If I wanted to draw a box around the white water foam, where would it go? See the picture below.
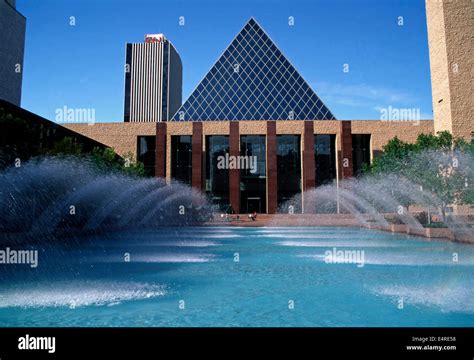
[98,240,219,248]
[299,252,474,266]
[154,240,220,247]
[260,234,374,240]
[0,281,166,308]
[279,240,400,247]
[371,283,474,314]
[199,234,242,239]
[118,253,215,263]
[256,229,361,234]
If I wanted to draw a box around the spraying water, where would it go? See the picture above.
[0,157,212,242]
[277,149,473,241]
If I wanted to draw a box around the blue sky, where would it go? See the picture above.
[18,0,433,122]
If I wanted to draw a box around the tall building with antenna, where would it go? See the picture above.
[124,34,182,122]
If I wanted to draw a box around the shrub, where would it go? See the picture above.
[423,222,448,228]
[415,211,429,225]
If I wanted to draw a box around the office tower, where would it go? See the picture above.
[0,0,26,106]
[124,34,182,122]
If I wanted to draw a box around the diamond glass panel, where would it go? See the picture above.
[172,18,335,121]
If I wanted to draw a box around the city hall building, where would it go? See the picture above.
[65,6,473,214]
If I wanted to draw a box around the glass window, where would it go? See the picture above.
[277,135,301,212]
[205,136,230,211]
[137,136,156,177]
[315,135,336,185]
[352,134,371,176]
[171,19,335,121]
[240,135,266,213]
[171,135,192,184]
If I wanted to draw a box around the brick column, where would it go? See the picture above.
[192,122,203,190]
[267,121,277,214]
[303,121,315,213]
[340,121,353,178]
[303,121,316,189]
[229,122,240,214]
[155,122,167,178]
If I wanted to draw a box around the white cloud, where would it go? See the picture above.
[312,82,417,105]
[310,81,432,119]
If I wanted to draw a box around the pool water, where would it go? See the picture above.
[1,227,474,327]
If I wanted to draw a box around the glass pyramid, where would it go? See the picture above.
[172,18,336,121]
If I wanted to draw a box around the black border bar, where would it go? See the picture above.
[0,328,472,359]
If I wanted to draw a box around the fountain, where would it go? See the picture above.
[276,149,473,242]
[0,156,212,242]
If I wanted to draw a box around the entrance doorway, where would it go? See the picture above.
[246,197,261,214]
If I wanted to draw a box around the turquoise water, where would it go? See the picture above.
[1,227,474,327]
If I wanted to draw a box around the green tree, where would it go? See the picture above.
[121,151,145,177]
[91,147,145,177]
[368,131,473,217]
[51,137,83,155]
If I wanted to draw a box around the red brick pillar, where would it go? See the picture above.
[267,121,277,214]
[303,121,316,189]
[192,122,203,190]
[303,121,315,213]
[229,122,240,214]
[340,121,353,178]
[155,122,167,178]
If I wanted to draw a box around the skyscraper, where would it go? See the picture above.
[124,34,182,122]
[0,0,26,106]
